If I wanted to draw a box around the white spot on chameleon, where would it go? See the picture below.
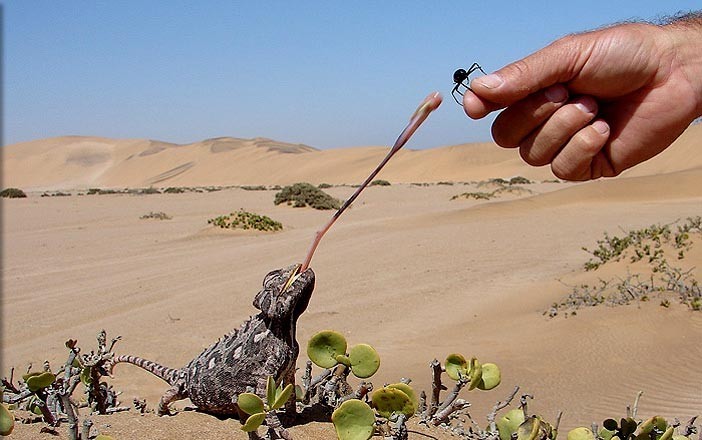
[233,346,242,359]
[253,330,270,344]
[208,358,216,369]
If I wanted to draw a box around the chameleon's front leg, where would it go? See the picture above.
[283,366,297,416]
[254,376,293,440]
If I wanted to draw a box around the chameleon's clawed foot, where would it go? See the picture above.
[265,411,294,439]
[157,408,175,417]
[267,426,293,440]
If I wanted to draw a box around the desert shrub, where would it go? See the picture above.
[163,187,185,194]
[208,209,282,231]
[437,181,455,186]
[509,176,532,185]
[582,217,701,271]
[370,179,391,186]
[140,211,172,220]
[1,188,27,198]
[41,191,71,197]
[87,188,122,195]
[451,191,493,200]
[548,217,702,317]
[317,183,333,189]
[274,183,340,210]
[241,185,267,191]
[137,187,161,195]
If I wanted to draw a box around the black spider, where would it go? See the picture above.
[451,63,486,105]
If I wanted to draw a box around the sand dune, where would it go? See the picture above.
[2,124,701,439]
[0,123,691,191]
[5,124,702,191]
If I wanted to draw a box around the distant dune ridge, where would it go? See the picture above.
[6,123,698,190]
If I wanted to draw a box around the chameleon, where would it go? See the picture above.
[108,92,441,436]
[109,264,314,421]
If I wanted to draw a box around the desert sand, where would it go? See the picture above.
[2,124,701,439]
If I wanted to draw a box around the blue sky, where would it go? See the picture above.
[5,1,701,149]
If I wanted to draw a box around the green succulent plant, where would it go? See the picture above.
[23,371,56,392]
[444,354,501,391]
[371,385,415,418]
[308,330,347,369]
[517,415,556,440]
[237,376,294,433]
[307,331,380,379]
[331,399,376,440]
[497,408,526,440]
[0,388,14,436]
[602,417,639,440]
[568,427,595,440]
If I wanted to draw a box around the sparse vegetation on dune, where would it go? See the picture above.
[451,183,534,201]
[548,217,702,317]
[0,188,27,198]
[208,209,282,231]
[274,182,341,210]
[140,211,172,220]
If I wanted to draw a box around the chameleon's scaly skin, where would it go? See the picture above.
[110,265,315,416]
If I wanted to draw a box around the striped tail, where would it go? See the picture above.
[110,355,181,386]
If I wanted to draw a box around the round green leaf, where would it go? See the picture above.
[477,362,501,390]
[599,428,616,440]
[468,358,482,390]
[307,330,347,369]
[272,383,294,410]
[497,409,525,440]
[660,427,675,440]
[568,427,595,440]
[27,372,56,392]
[241,412,266,432]
[332,399,375,440]
[348,344,380,379]
[517,416,553,440]
[371,387,413,419]
[387,383,418,416]
[445,353,468,381]
[237,393,265,415]
[266,376,276,409]
[295,384,305,402]
[0,404,14,436]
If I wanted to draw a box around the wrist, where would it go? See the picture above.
[662,12,702,118]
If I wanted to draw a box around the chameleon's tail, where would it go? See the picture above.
[109,355,181,386]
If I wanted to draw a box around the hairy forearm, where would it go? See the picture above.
[662,12,702,117]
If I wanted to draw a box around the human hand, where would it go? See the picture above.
[463,19,702,180]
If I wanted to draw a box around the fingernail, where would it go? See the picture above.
[544,85,567,103]
[593,120,609,134]
[575,97,597,114]
[474,73,503,89]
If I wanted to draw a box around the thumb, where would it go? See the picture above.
[471,37,584,105]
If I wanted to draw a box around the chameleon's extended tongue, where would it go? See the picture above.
[298,92,443,272]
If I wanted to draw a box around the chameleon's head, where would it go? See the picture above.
[253,264,316,321]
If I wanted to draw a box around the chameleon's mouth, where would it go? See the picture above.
[282,264,303,292]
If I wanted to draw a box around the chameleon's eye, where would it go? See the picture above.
[263,269,282,289]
